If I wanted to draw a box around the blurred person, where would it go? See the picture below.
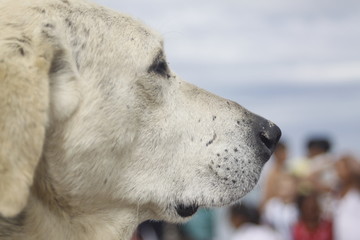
[333,155,360,240]
[230,204,283,240]
[290,137,338,219]
[260,141,289,210]
[261,174,298,240]
[290,137,335,190]
[293,192,332,240]
[306,138,338,193]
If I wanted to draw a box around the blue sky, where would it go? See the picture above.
[94,0,360,157]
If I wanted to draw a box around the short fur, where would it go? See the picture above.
[0,0,280,239]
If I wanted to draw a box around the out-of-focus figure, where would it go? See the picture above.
[290,137,335,188]
[229,204,283,240]
[290,137,338,219]
[292,192,333,240]
[260,141,289,210]
[261,174,298,240]
[333,155,360,240]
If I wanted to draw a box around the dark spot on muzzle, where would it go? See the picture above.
[175,203,199,218]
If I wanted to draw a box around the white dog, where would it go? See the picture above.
[0,0,281,239]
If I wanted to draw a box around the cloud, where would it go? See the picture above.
[95,0,360,85]
[277,61,360,83]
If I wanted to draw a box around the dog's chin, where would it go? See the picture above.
[161,161,264,221]
[169,183,256,220]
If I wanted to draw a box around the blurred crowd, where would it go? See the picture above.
[133,137,360,240]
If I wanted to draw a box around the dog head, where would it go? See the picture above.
[0,0,280,225]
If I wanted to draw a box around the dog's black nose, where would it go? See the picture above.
[259,124,281,152]
[254,116,281,153]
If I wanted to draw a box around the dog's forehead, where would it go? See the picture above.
[46,0,165,67]
[115,13,164,61]
[82,5,165,69]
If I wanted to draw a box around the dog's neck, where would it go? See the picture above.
[20,195,139,240]
[4,121,150,240]
[4,161,143,240]
[10,193,141,240]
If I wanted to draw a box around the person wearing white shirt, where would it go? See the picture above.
[334,155,360,240]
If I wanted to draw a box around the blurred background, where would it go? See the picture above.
[94,0,360,239]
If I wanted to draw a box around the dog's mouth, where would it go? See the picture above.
[175,203,199,218]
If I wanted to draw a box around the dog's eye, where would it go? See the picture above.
[148,60,170,78]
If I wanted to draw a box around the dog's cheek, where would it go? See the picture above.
[134,77,165,106]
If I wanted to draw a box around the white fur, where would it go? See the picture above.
[0,0,280,239]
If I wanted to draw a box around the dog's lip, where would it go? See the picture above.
[175,203,199,218]
[257,147,273,164]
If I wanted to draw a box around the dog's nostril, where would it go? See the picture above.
[257,121,281,152]
[260,132,273,150]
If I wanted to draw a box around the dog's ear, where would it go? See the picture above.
[47,30,81,123]
[0,22,80,217]
[0,25,52,217]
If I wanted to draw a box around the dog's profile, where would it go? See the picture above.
[0,0,281,239]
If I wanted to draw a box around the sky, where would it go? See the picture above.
[94,0,360,158]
